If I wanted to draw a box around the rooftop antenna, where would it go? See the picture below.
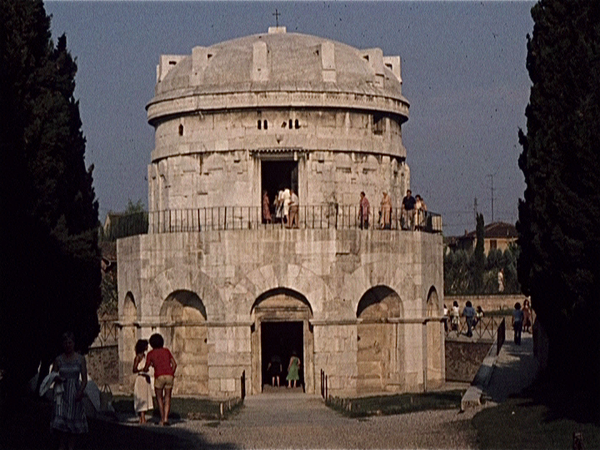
[273,9,281,27]
[487,174,496,223]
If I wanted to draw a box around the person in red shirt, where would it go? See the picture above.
[144,333,177,426]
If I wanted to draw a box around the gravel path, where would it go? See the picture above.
[117,332,536,449]
[167,391,479,449]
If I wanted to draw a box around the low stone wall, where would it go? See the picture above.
[446,295,527,312]
[445,340,492,382]
[87,345,119,386]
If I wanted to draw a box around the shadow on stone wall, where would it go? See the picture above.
[445,340,492,382]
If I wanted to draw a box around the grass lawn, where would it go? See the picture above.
[472,384,600,449]
[327,389,464,418]
[112,395,242,421]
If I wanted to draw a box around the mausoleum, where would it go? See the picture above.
[117,27,445,397]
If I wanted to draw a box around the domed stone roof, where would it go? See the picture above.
[148,28,409,122]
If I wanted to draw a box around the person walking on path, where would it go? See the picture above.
[144,333,177,426]
[286,351,301,389]
[132,339,154,424]
[462,301,476,338]
[267,354,283,387]
[50,331,88,450]
[522,299,533,333]
[512,302,524,345]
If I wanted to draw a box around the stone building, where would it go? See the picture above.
[117,27,445,398]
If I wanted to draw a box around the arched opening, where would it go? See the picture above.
[121,292,137,387]
[250,288,314,395]
[426,287,443,387]
[356,286,403,393]
[160,290,208,395]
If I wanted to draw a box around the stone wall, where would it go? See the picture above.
[118,228,444,397]
[444,340,491,382]
[446,295,527,313]
[87,345,119,386]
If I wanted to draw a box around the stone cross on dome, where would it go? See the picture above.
[272,9,281,27]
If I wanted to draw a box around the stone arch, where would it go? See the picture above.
[249,287,315,395]
[233,263,331,317]
[122,291,137,322]
[342,260,416,317]
[356,285,404,393]
[150,265,224,321]
[426,286,443,388]
[159,290,208,395]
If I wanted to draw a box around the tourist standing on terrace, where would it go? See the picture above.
[401,189,416,230]
[262,191,272,224]
[380,191,392,229]
[359,192,370,229]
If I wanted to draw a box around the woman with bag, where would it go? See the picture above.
[132,339,154,424]
[50,331,88,450]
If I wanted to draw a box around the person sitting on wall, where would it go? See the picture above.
[473,306,484,329]
[401,189,416,230]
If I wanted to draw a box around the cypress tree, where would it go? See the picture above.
[473,214,485,294]
[517,0,600,402]
[0,0,100,396]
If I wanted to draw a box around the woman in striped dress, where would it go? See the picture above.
[51,331,88,450]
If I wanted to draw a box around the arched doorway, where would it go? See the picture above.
[356,286,403,393]
[160,290,208,395]
[250,288,314,395]
[426,287,443,387]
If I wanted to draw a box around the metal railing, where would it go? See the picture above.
[91,314,118,348]
[497,318,506,355]
[146,205,442,234]
[445,315,506,340]
[320,369,329,401]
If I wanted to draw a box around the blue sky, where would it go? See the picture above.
[45,1,535,236]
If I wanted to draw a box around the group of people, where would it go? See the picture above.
[43,331,175,450]
[266,351,302,389]
[445,301,485,338]
[444,299,533,342]
[132,333,177,426]
[512,299,533,345]
[262,188,299,228]
[359,189,428,230]
[44,331,176,450]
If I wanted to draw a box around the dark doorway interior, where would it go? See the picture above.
[261,321,304,390]
[261,160,298,208]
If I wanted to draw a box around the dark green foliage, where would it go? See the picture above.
[472,214,485,293]
[517,0,600,398]
[0,0,100,396]
[445,243,520,295]
[100,199,149,242]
